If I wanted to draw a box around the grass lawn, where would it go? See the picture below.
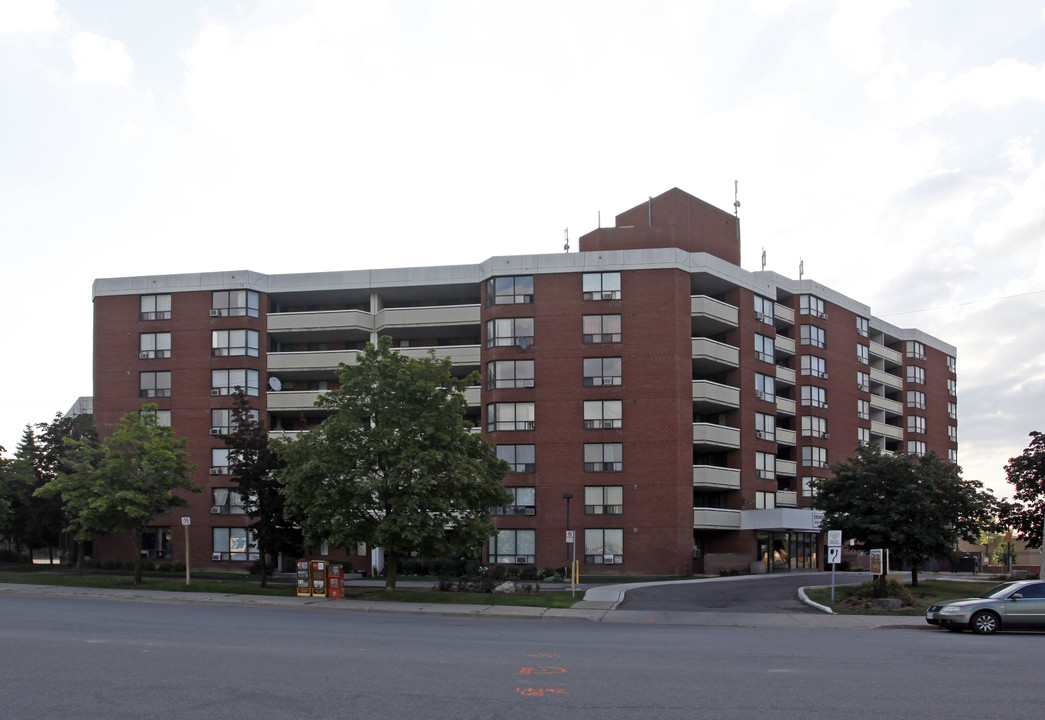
[805,578,1001,616]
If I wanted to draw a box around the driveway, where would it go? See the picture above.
[614,571,872,613]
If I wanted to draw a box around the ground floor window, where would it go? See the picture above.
[141,527,172,560]
[488,529,535,564]
[584,529,623,564]
[212,527,259,561]
[757,531,819,571]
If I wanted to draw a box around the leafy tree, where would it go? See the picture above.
[35,413,99,565]
[0,426,54,562]
[1000,431,1045,550]
[224,389,302,587]
[36,405,198,583]
[277,335,512,589]
[812,446,996,592]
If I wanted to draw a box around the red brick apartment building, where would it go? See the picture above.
[90,188,958,576]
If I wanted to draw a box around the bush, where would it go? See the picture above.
[518,565,538,581]
[0,549,24,563]
[157,563,173,572]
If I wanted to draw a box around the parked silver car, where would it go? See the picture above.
[926,580,1045,634]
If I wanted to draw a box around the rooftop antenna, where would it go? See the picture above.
[734,180,742,247]
[648,197,653,226]
[799,258,805,280]
[563,228,569,253]
[761,248,766,272]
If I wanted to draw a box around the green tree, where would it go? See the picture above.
[36,405,198,583]
[812,446,996,592]
[224,389,302,587]
[35,412,99,565]
[999,431,1045,549]
[0,426,54,562]
[277,336,511,589]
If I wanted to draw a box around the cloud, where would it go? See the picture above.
[69,31,135,86]
[0,0,62,36]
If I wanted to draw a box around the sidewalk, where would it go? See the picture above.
[0,577,930,629]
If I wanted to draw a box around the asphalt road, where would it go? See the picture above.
[616,571,872,613]
[3,592,1042,720]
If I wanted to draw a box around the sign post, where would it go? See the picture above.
[827,530,842,603]
[181,517,191,586]
[566,530,576,597]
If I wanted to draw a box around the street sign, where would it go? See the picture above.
[181,517,191,526]
[566,530,575,544]
[827,546,842,564]
[827,530,842,547]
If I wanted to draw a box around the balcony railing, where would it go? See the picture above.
[693,507,742,530]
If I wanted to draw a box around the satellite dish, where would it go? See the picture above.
[268,377,282,391]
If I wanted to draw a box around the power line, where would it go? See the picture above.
[881,288,1045,318]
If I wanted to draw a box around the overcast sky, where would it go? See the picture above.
[1,1,1043,499]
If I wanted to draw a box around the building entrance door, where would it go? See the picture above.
[757,531,790,573]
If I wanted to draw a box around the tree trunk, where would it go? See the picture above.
[132,528,144,584]
[75,540,83,575]
[259,552,268,588]
[911,564,919,588]
[875,571,888,598]
[385,554,398,590]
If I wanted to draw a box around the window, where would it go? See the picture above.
[211,448,232,475]
[140,408,171,426]
[857,344,869,364]
[583,357,622,386]
[907,390,926,409]
[801,416,828,438]
[211,488,247,515]
[490,487,536,516]
[907,416,926,434]
[801,476,818,497]
[800,324,825,349]
[755,412,775,441]
[211,408,258,435]
[755,373,775,401]
[906,366,925,385]
[583,314,622,344]
[857,371,870,392]
[947,355,956,373]
[905,341,926,360]
[856,316,869,337]
[857,399,869,420]
[948,402,957,419]
[495,444,535,473]
[802,446,828,468]
[753,296,774,323]
[947,378,957,396]
[212,329,259,357]
[755,491,776,509]
[858,427,870,446]
[585,486,623,515]
[948,448,958,463]
[801,385,827,408]
[584,443,622,472]
[800,355,827,379]
[488,529,535,563]
[486,317,534,348]
[948,425,957,442]
[584,528,623,564]
[139,332,171,359]
[486,276,533,306]
[139,371,171,398]
[755,333,775,363]
[486,360,535,389]
[907,440,926,456]
[140,294,171,320]
[212,290,260,318]
[799,295,827,318]
[582,272,621,301]
[486,402,535,431]
[212,527,258,561]
[584,400,622,429]
[211,368,259,396]
[756,451,776,479]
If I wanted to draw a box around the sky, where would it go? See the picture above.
[1,0,1043,500]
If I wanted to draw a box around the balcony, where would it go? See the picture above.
[774,304,794,325]
[375,304,481,330]
[870,341,902,364]
[268,345,480,375]
[267,309,374,335]
[774,335,795,356]
[775,365,796,386]
[692,380,740,412]
[693,423,741,450]
[775,397,796,415]
[870,367,903,389]
[776,490,798,507]
[869,394,903,416]
[692,465,741,491]
[775,428,797,446]
[267,390,323,412]
[870,420,903,440]
[691,295,738,335]
[692,338,739,374]
[693,507,742,530]
[775,459,797,476]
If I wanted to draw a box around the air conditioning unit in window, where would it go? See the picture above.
[754,311,765,322]
[522,379,535,388]
[822,373,829,380]
[755,430,764,439]
[524,507,535,516]
[209,468,223,475]
[211,553,222,561]
[515,556,528,564]
[822,432,830,439]
[209,309,221,317]
[755,390,765,399]
[210,506,222,514]
[138,352,150,360]
[209,428,222,435]
[602,420,615,429]
[210,389,221,396]
[818,311,828,320]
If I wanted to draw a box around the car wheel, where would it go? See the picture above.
[971,611,1000,635]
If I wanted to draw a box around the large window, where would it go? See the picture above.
[582,272,621,301]
[495,444,535,473]
[755,412,775,441]
[486,402,535,431]
[139,332,171,359]
[212,527,258,561]
[486,317,534,348]
[490,487,536,516]
[906,366,925,385]
[858,427,870,446]
[801,416,828,438]
[800,385,827,409]
[212,329,259,357]
[800,355,827,379]
[211,368,260,396]
[907,440,926,456]
[211,488,247,515]
[486,276,533,306]
[799,295,827,318]
[800,324,825,349]
[948,425,958,442]
[584,486,623,515]
[584,443,622,472]
[905,341,926,360]
[856,316,869,337]
[756,451,776,479]
[857,399,869,420]
[907,416,926,434]
[802,446,828,468]
[755,373,775,402]
[140,294,171,321]
[582,314,622,344]
[948,402,957,419]
[755,333,775,363]
[584,400,622,429]
[488,529,535,563]
[755,491,776,509]
[139,371,171,398]
[211,448,233,475]
[753,296,774,323]
[583,357,622,386]
[486,359,535,389]
[857,344,869,364]
[212,290,260,318]
[211,408,258,435]
[140,408,171,426]
[906,390,926,409]
[802,477,818,497]
[947,378,956,396]
[584,529,623,564]
[857,371,870,392]
[947,355,956,373]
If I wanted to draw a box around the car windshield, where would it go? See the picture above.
[979,582,1019,599]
